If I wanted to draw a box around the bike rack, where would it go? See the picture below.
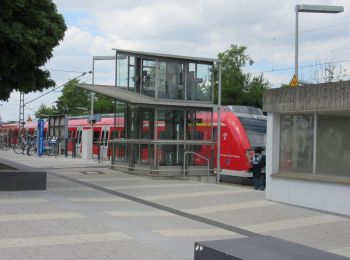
[183,151,210,182]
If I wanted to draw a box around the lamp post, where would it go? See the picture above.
[295,4,344,80]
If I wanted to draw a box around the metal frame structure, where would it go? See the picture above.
[80,49,222,178]
[18,92,25,129]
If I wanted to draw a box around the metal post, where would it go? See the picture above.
[64,138,68,157]
[153,107,158,169]
[207,161,210,183]
[295,6,299,79]
[313,113,317,174]
[91,58,95,159]
[113,51,118,167]
[127,56,130,91]
[112,101,117,167]
[155,61,159,99]
[216,62,222,183]
[183,152,186,180]
[184,63,187,101]
[211,108,214,172]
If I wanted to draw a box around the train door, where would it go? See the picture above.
[67,128,77,155]
[99,126,109,159]
[76,127,83,156]
[92,127,102,157]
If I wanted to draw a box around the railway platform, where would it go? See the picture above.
[0,150,349,259]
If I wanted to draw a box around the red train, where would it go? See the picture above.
[0,106,266,178]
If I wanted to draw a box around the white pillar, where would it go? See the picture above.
[266,113,280,200]
[81,129,93,160]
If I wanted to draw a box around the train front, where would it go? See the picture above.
[219,105,267,179]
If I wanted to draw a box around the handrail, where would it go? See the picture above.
[183,151,210,182]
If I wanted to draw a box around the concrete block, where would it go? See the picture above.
[0,170,46,191]
[194,236,348,260]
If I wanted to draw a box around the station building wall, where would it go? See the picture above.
[264,81,350,216]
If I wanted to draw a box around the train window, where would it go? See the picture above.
[224,105,263,116]
[238,116,267,148]
[120,130,125,138]
[93,131,100,144]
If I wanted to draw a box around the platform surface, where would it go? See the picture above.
[0,150,349,260]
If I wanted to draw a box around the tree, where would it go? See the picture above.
[56,79,90,115]
[241,74,270,108]
[0,0,66,100]
[309,58,347,84]
[35,104,57,118]
[216,44,270,108]
[94,95,116,114]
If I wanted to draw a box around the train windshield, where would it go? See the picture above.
[238,116,267,148]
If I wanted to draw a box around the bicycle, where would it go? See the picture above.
[26,135,38,156]
[43,136,58,156]
[13,135,30,154]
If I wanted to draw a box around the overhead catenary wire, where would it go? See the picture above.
[243,21,350,46]
[250,59,350,75]
[252,46,350,66]
[233,20,350,79]
[24,72,89,106]
[23,104,38,114]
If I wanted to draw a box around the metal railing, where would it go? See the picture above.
[183,151,210,182]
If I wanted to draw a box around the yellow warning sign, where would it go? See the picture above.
[290,74,299,87]
[27,116,32,122]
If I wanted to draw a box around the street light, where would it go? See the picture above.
[295,4,344,80]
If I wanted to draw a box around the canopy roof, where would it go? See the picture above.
[78,83,216,109]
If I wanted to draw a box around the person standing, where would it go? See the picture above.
[252,147,265,190]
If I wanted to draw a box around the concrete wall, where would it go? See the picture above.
[263,81,350,113]
[267,177,350,216]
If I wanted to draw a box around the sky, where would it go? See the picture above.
[1,0,350,122]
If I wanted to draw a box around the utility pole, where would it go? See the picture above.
[19,92,25,129]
